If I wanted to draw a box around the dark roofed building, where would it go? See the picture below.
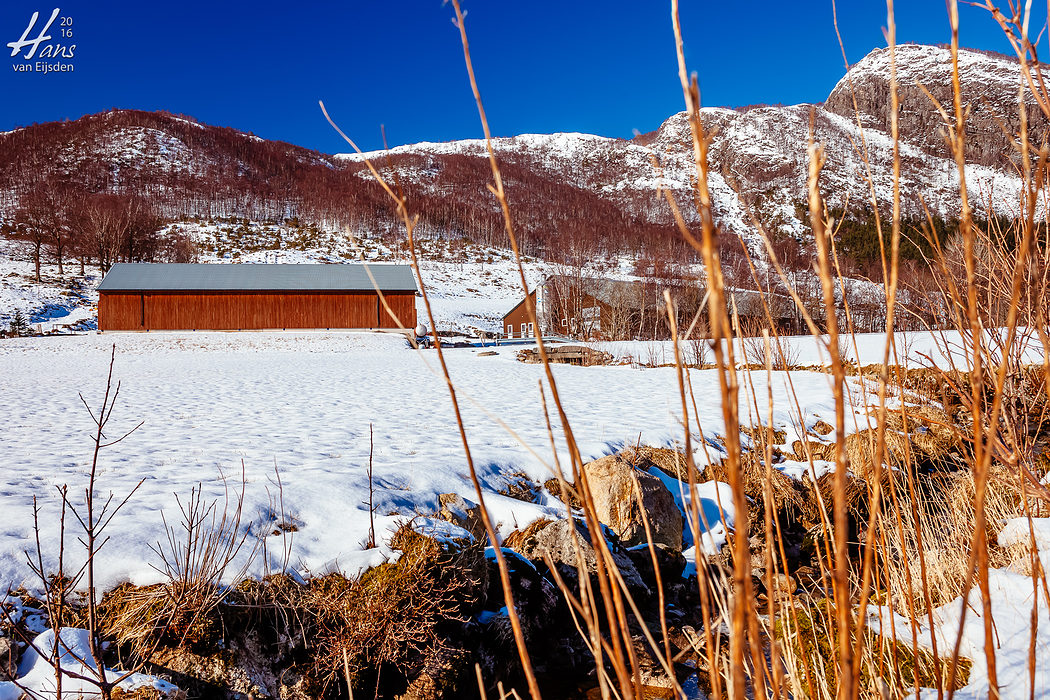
[503,274,799,340]
[97,263,417,331]
[503,275,676,340]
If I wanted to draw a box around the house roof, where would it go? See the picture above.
[97,263,418,293]
[541,275,659,309]
[501,290,535,321]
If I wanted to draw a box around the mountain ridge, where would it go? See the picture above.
[0,44,1040,267]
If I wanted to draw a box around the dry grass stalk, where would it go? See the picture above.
[302,1,1050,697]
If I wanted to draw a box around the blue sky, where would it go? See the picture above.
[0,1,1031,153]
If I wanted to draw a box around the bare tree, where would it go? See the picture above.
[12,182,73,281]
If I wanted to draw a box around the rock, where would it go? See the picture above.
[582,455,684,550]
[625,543,686,588]
[436,493,488,542]
[397,646,471,700]
[480,547,559,646]
[630,633,692,698]
[146,630,285,700]
[517,345,612,365]
[771,573,797,595]
[755,572,798,604]
[810,420,834,436]
[749,534,770,578]
[794,565,828,595]
[507,518,647,592]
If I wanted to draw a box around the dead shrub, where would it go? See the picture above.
[775,597,971,698]
[810,420,834,436]
[740,329,801,370]
[620,445,692,481]
[740,425,788,449]
[790,439,834,462]
[879,468,1021,614]
[707,451,812,529]
[496,471,540,503]
[811,470,869,525]
[98,477,255,657]
[841,428,910,480]
[306,524,486,693]
[99,581,224,652]
[503,518,554,552]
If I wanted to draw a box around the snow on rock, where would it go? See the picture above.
[1000,518,1050,551]
[0,628,181,699]
[650,466,735,557]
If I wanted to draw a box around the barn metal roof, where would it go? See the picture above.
[97,263,418,293]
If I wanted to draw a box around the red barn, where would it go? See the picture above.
[97,263,417,331]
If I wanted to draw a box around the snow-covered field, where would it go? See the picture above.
[598,327,1048,369]
[3,328,1050,696]
[0,330,853,593]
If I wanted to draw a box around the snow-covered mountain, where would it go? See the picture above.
[337,45,1040,249]
[0,44,1039,256]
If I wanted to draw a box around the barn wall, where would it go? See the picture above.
[99,292,417,331]
[98,293,144,330]
[381,292,417,329]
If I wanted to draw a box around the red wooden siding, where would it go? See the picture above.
[99,293,145,330]
[99,291,417,331]
[502,291,536,338]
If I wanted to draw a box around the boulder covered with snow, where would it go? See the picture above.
[582,454,684,550]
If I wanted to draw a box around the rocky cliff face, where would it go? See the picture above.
[336,45,1039,253]
[824,45,1046,167]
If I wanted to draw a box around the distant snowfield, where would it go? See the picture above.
[601,327,1047,370]
[0,241,100,333]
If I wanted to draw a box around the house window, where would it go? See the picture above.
[528,322,534,337]
[521,323,527,337]
[506,324,513,338]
